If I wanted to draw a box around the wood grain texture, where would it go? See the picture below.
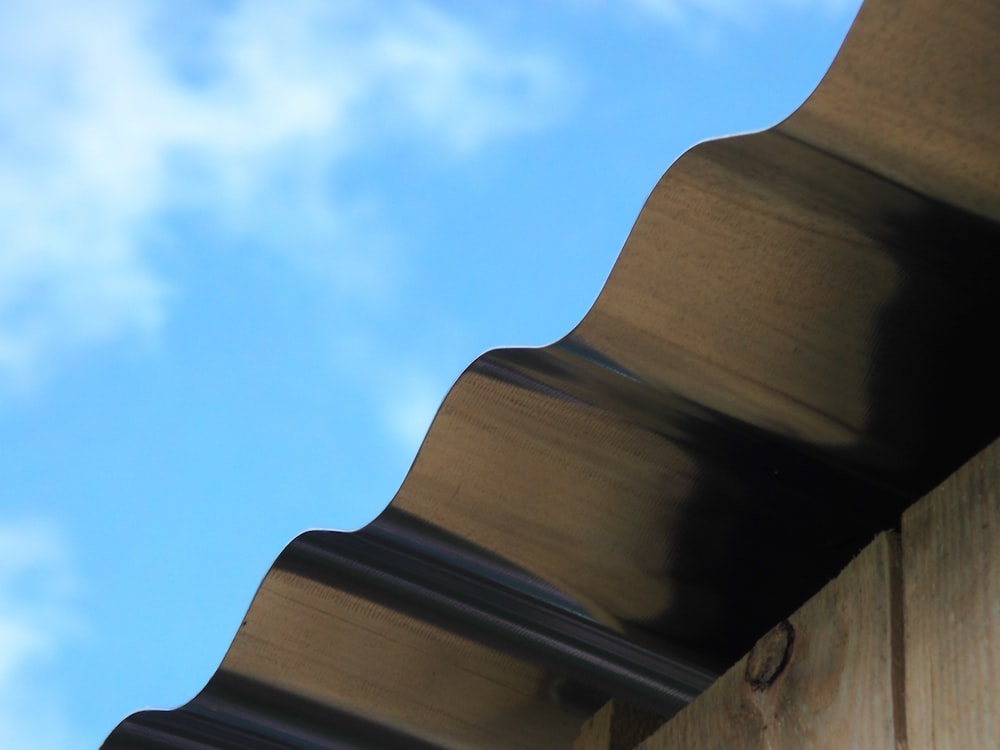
[781,0,1000,223]
[574,701,614,750]
[634,532,904,750]
[903,436,1000,748]
[574,700,669,750]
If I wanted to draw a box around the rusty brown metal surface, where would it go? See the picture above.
[103,1,1000,747]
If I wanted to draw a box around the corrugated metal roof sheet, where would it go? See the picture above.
[103,0,1000,747]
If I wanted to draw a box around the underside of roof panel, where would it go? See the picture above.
[104,1,1000,747]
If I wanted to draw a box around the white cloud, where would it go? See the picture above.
[597,0,856,29]
[381,366,449,456]
[0,517,84,750]
[0,0,572,391]
[334,325,449,455]
[0,519,77,680]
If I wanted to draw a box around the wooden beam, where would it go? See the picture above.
[573,700,669,750]
[903,437,1000,747]
[583,532,905,750]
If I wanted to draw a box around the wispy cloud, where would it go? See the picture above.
[380,365,450,456]
[0,517,83,750]
[586,0,855,30]
[330,328,453,459]
[0,0,572,391]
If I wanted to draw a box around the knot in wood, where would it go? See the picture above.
[744,619,795,691]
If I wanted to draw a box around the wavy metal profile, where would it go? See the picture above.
[104,1,1000,747]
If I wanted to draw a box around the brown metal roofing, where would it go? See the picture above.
[104,1,1000,747]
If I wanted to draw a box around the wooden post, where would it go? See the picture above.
[576,532,904,749]
[575,437,1000,750]
[574,701,615,750]
[573,700,668,750]
[902,438,1000,748]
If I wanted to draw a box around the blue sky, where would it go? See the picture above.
[0,1,860,747]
